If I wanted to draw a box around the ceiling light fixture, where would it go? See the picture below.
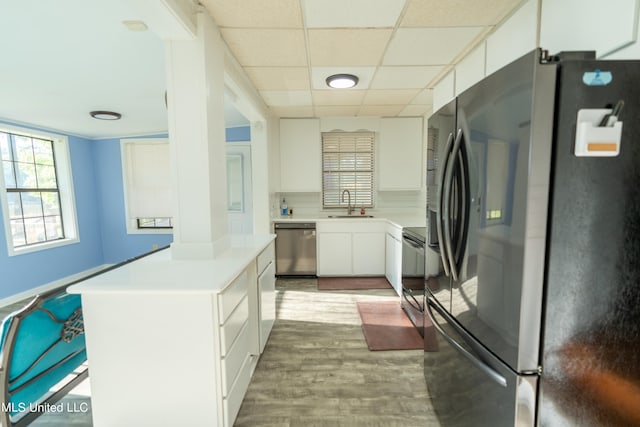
[326,74,359,89]
[90,111,122,120]
[122,20,148,32]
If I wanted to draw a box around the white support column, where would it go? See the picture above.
[165,11,229,259]
[250,121,271,234]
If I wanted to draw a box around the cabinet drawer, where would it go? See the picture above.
[257,242,275,275]
[220,296,249,356]
[223,352,253,427]
[219,270,248,323]
[221,321,250,396]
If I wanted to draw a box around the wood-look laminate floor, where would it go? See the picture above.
[234,277,440,427]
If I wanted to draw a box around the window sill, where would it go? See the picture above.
[8,237,80,257]
[125,227,174,235]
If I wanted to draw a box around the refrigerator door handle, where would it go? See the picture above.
[452,129,469,276]
[436,132,454,277]
[402,288,423,312]
[443,129,463,281]
[426,297,508,388]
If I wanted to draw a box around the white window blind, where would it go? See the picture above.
[322,132,374,208]
[122,140,172,220]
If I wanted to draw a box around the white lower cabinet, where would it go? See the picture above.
[253,242,276,354]
[69,237,277,427]
[317,221,385,276]
[353,233,385,275]
[317,232,352,275]
[385,231,402,295]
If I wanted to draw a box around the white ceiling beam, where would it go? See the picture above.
[130,0,197,40]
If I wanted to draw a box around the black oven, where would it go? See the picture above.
[401,227,426,336]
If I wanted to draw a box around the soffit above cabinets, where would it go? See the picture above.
[200,0,527,119]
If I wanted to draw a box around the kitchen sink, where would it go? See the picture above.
[327,215,375,218]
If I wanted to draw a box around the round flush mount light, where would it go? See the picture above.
[326,74,359,89]
[90,111,122,120]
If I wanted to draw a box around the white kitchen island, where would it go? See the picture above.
[68,234,276,427]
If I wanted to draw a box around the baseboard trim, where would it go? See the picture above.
[0,264,112,308]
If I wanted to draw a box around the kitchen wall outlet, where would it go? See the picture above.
[152,244,158,251]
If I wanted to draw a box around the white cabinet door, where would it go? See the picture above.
[317,232,352,275]
[353,232,385,275]
[485,0,537,76]
[379,118,423,190]
[279,119,321,192]
[385,233,395,286]
[385,233,402,295]
[258,261,275,353]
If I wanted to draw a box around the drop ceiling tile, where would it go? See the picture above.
[302,0,406,28]
[411,88,433,105]
[310,66,376,90]
[401,0,521,27]
[383,27,484,65]
[370,66,444,89]
[358,105,404,116]
[201,0,303,28]
[399,104,432,117]
[270,106,315,117]
[221,28,307,66]
[312,90,366,106]
[314,106,361,117]
[244,67,310,90]
[363,89,421,105]
[308,29,392,66]
[260,90,312,106]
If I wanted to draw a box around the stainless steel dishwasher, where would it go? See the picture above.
[274,222,317,276]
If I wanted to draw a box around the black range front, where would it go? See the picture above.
[401,227,427,336]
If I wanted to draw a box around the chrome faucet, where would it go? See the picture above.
[341,189,354,215]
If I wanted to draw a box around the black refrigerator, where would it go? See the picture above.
[424,48,640,426]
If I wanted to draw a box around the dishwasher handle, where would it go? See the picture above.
[274,222,316,230]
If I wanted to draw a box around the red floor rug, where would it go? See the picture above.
[356,301,423,351]
[317,277,393,290]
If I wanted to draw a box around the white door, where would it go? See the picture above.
[226,144,253,234]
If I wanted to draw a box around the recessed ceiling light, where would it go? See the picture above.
[326,74,359,89]
[122,20,148,32]
[90,111,122,120]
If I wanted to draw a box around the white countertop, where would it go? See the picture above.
[271,213,425,228]
[68,234,275,295]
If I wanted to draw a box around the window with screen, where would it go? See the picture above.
[0,126,78,255]
[322,132,374,208]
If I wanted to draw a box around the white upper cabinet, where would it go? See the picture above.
[485,0,537,76]
[279,118,321,192]
[540,0,639,58]
[379,117,424,191]
[455,43,486,96]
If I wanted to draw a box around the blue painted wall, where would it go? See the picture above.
[226,126,250,142]
[0,128,104,299]
[92,136,173,264]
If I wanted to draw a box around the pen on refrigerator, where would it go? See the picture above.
[599,100,624,127]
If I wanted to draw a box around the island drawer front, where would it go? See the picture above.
[221,321,250,396]
[219,270,248,323]
[223,352,253,427]
[220,295,249,355]
[257,242,275,275]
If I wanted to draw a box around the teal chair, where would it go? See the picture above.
[0,288,88,427]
